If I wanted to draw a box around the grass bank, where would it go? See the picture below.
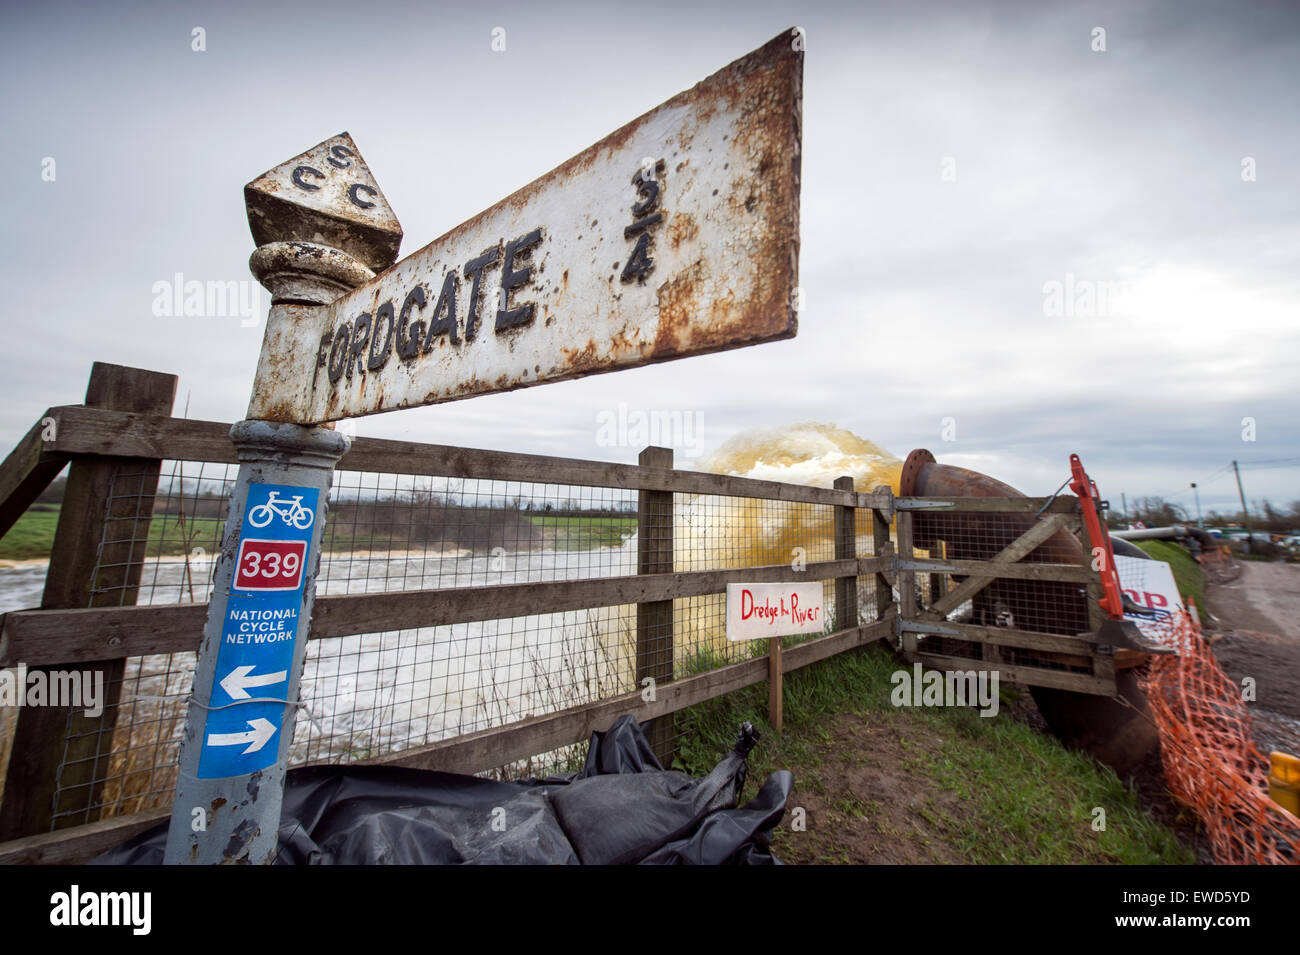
[1134,540,1209,615]
[0,506,62,560]
[673,643,1193,864]
[0,507,228,561]
[526,514,637,550]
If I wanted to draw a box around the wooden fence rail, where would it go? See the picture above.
[38,404,893,507]
[0,617,894,865]
[0,364,903,856]
[0,362,1122,862]
[0,364,176,842]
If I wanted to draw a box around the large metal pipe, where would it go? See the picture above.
[901,451,1072,560]
[1112,527,1211,556]
[1112,524,1216,555]
[899,449,1159,775]
[899,449,1089,635]
[1109,536,1152,560]
[1111,525,1188,541]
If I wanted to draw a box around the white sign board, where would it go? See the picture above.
[726,582,825,641]
[1116,554,1185,650]
[248,33,802,424]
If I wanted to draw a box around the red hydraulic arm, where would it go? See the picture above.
[1068,453,1125,620]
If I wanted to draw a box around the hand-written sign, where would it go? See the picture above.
[248,32,802,424]
[726,582,824,642]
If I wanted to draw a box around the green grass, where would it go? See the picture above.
[1134,540,1209,615]
[913,705,1188,864]
[0,508,229,561]
[672,643,1193,865]
[526,514,637,550]
[0,509,63,559]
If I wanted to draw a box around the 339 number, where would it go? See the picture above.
[241,549,300,580]
[234,540,308,591]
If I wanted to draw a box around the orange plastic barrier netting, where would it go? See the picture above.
[1140,612,1300,865]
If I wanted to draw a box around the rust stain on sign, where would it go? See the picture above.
[248,30,803,424]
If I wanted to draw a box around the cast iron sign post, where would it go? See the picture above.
[163,133,401,864]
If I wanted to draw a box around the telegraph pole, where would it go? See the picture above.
[1232,460,1252,553]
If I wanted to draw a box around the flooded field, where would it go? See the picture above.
[0,422,904,819]
[0,539,646,817]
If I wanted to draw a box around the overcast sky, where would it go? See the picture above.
[3,0,1297,516]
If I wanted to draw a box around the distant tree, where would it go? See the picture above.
[1132,496,1188,527]
[35,475,68,504]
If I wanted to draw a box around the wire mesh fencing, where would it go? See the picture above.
[897,500,1101,678]
[28,457,892,829]
[52,460,235,826]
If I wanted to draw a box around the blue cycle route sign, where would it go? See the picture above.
[197,482,319,779]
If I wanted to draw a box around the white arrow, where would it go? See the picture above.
[206,718,278,755]
[220,664,288,700]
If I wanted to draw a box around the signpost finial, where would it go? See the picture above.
[243,132,403,273]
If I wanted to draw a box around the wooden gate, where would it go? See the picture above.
[890,493,1131,696]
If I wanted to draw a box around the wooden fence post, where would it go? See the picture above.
[897,508,918,660]
[772,474,855,733]
[767,637,783,731]
[636,446,674,766]
[0,363,176,839]
[872,486,895,625]
[833,476,857,631]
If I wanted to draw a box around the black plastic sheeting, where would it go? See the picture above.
[91,716,793,865]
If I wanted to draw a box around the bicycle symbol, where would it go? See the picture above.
[247,491,314,530]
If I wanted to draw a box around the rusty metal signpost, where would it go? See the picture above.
[165,31,802,864]
[161,133,402,865]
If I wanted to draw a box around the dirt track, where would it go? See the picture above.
[1207,561,1300,755]
[1211,562,1300,641]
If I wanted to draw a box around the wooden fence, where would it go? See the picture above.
[0,362,1126,863]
